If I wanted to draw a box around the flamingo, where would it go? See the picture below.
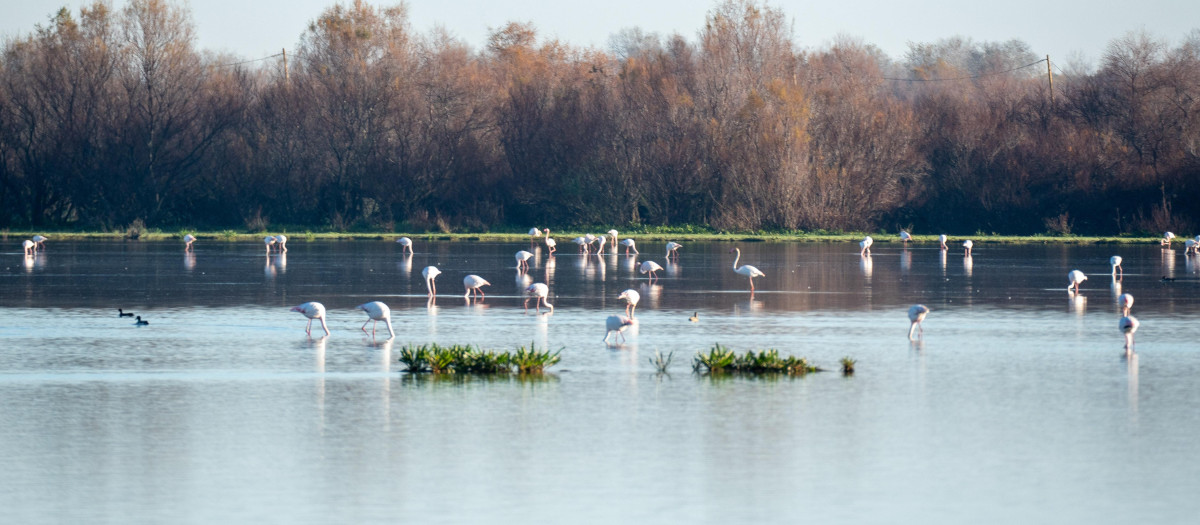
[184,234,196,252]
[515,250,534,270]
[1187,239,1197,255]
[23,240,35,256]
[134,315,149,326]
[356,301,395,338]
[730,248,765,291]
[1162,231,1176,246]
[463,274,490,300]
[939,234,948,250]
[1119,293,1134,317]
[523,283,553,313]
[607,230,619,251]
[264,236,276,254]
[1120,315,1140,354]
[118,308,134,317]
[291,302,329,336]
[422,266,441,296]
[1110,255,1123,277]
[963,239,973,256]
[396,237,413,254]
[859,236,873,256]
[594,235,607,255]
[1068,270,1087,293]
[900,231,912,245]
[618,289,641,318]
[275,235,288,252]
[639,260,663,282]
[32,235,47,251]
[908,304,930,340]
[604,315,635,344]
[665,242,682,260]
[543,229,556,254]
[529,227,542,246]
[573,237,590,254]
[621,238,638,255]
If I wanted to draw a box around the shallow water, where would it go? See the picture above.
[3,239,1200,524]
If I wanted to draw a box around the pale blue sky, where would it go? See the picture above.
[4,0,1197,65]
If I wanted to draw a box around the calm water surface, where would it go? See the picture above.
[3,239,1200,524]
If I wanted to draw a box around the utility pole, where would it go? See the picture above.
[1046,55,1053,105]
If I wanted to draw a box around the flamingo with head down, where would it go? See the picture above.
[524,283,554,313]
[291,302,330,336]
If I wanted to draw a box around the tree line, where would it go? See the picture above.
[1,0,1198,235]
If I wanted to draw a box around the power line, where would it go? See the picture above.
[214,52,284,68]
[883,58,1048,82]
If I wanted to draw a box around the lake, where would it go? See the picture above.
[2,238,1199,524]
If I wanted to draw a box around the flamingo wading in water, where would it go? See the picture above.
[543,229,556,255]
[908,304,930,340]
[1120,315,1140,354]
[639,260,663,282]
[422,266,441,296]
[963,239,973,256]
[730,248,765,291]
[397,237,413,254]
[604,315,635,344]
[859,236,873,256]
[665,242,682,260]
[621,238,638,255]
[939,234,948,250]
[356,301,395,338]
[463,275,490,300]
[523,283,553,313]
[1068,270,1087,293]
[291,302,330,337]
[515,250,534,271]
[1119,293,1134,317]
[1109,255,1123,277]
[618,289,640,318]
[184,234,196,252]
[264,236,276,254]
[900,231,912,245]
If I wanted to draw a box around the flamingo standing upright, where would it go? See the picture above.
[1068,270,1087,293]
[184,234,197,252]
[900,231,912,245]
[397,237,413,254]
[859,236,873,256]
[523,283,553,313]
[275,235,288,252]
[939,234,948,250]
[729,248,765,291]
[621,238,638,255]
[963,239,973,256]
[604,315,635,344]
[264,236,276,254]
[1110,255,1124,277]
[1120,315,1140,354]
[1119,293,1134,317]
[356,301,395,338]
[463,275,490,300]
[639,260,663,282]
[908,304,930,340]
[618,289,641,318]
[543,229,556,255]
[665,242,682,260]
[291,302,330,336]
[515,250,534,271]
[422,266,441,296]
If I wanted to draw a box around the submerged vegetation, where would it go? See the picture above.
[398,343,560,375]
[2,1,1198,235]
[692,344,829,375]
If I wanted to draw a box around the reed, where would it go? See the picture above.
[649,349,674,373]
[693,344,824,375]
[840,357,856,375]
[398,343,558,375]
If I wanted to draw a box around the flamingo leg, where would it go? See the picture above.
[319,317,330,336]
[361,320,370,332]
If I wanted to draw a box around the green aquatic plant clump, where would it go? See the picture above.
[693,344,827,375]
[398,343,558,375]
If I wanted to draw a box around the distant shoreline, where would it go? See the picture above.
[1,230,1166,245]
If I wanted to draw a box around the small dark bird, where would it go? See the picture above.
[689,312,699,322]
[118,308,134,317]
[1161,276,1176,282]
[135,316,149,326]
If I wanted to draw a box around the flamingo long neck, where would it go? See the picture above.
[732,249,741,270]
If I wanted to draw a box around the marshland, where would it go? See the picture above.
[3,238,1200,522]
